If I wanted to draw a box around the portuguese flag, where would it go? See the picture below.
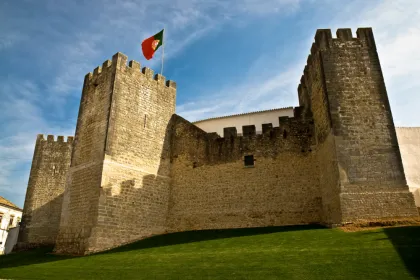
[141,29,164,60]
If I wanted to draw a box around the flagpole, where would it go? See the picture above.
[161,27,165,76]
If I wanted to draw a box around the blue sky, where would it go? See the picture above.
[1,0,419,207]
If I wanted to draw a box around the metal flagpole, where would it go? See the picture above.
[161,27,165,76]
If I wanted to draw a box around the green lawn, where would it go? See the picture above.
[1,225,419,279]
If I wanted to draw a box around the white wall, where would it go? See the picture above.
[4,226,20,254]
[0,205,22,254]
[396,127,420,207]
[193,107,294,137]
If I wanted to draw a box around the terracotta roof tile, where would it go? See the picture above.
[193,107,294,123]
[0,196,22,211]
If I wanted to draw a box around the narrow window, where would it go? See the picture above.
[144,114,147,128]
[0,213,3,224]
[9,215,14,227]
[244,155,254,167]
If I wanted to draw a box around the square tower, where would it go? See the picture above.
[299,28,418,225]
[54,53,176,255]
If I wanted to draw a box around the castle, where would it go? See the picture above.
[18,28,419,255]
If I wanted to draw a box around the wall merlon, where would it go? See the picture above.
[57,136,64,142]
[37,134,45,142]
[303,65,309,81]
[93,66,102,75]
[128,60,141,71]
[154,73,165,84]
[262,123,273,134]
[242,125,256,137]
[166,80,177,89]
[141,67,154,78]
[310,42,319,56]
[84,72,93,84]
[47,135,55,142]
[314,29,333,49]
[279,116,290,124]
[223,127,237,138]
[307,54,313,68]
[102,60,112,69]
[67,136,74,144]
[356,27,376,49]
[336,28,353,41]
[112,52,128,70]
[293,106,304,119]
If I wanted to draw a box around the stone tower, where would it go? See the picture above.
[18,134,73,248]
[298,28,418,225]
[54,53,177,255]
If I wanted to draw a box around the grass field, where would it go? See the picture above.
[1,225,419,279]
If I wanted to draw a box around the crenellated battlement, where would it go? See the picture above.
[298,28,376,112]
[37,134,74,144]
[83,52,176,89]
[214,115,313,141]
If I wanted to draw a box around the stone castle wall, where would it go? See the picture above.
[54,53,177,255]
[167,115,321,232]
[54,56,117,255]
[88,54,176,253]
[302,28,417,222]
[297,38,342,226]
[18,27,419,255]
[18,134,73,247]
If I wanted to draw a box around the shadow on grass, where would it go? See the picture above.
[0,246,75,269]
[383,226,420,279]
[0,224,324,269]
[100,224,325,255]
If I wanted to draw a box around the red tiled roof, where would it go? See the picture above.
[0,196,22,211]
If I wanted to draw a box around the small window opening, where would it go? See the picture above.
[244,155,254,167]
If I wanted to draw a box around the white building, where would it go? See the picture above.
[193,107,294,137]
[0,196,23,254]
[193,109,420,207]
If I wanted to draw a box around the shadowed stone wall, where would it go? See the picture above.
[18,134,73,248]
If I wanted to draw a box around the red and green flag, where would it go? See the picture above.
[141,29,164,60]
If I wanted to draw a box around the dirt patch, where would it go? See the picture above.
[339,217,420,232]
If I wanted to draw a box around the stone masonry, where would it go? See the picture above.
[17,135,73,248]
[19,27,418,255]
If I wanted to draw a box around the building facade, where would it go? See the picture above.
[0,196,22,254]
[18,27,419,256]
